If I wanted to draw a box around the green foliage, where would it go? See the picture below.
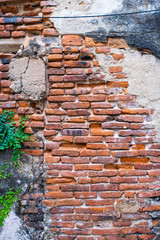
[0,188,21,226]
[0,110,31,226]
[0,111,30,167]
[0,162,12,180]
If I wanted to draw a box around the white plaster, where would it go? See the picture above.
[122,50,160,137]
[0,209,30,240]
[51,0,123,34]
[53,0,122,15]
[91,48,160,137]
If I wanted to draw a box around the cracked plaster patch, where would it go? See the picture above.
[9,57,46,101]
[9,36,47,101]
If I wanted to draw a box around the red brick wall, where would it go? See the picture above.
[0,1,160,239]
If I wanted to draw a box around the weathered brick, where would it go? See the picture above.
[12,31,25,38]
[23,149,43,156]
[62,102,90,109]
[47,96,75,102]
[43,130,57,136]
[75,164,102,171]
[80,149,110,156]
[61,184,89,192]
[92,228,121,235]
[23,17,41,24]
[48,68,65,75]
[109,66,123,73]
[64,74,87,82]
[62,123,89,129]
[90,123,114,136]
[64,61,91,68]
[43,28,59,37]
[93,109,121,115]
[117,115,144,122]
[121,157,149,163]
[121,108,149,115]
[51,82,74,88]
[108,38,129,48]
[88,115,114,122]
[61,157,89,164]
[91,102,113,108]
[119,170,147,176]
[75,207,103,214]
[111,54,124,60]
[48,54,63,61]
[0,94,9,101]
[52,149,80,157]
[86,143,107,149]
[122,227,150,234]
[119,130,146,136]
[16,24,43,31]
[108,95,135,101]
[85,37,106,47]
[75,192,97,199]
[62,129,89,136]
[108,143,130,150]
[0,31,10,38]
[96,47,110,53]
[107,81,128,88]
[65,88,91,95]
[62,35,83,46]
[0,101,16,108]
[66,68,92,75]
[79,95,106,102]
[64,54,79,60]
[112,151,138,157]
[102,122,129,129]
[101,192,122,198]
[75,136,102,143]
[57,199,83,206]
[42,200,55,207]
[91,156,117,164]
[45,191,73,199]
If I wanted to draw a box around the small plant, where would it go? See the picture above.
[0,110,31,226]
[0,162,12,180]
[0,188,21,225]
[0,111,30,167]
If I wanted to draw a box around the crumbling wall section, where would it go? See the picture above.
[0,0,160,240]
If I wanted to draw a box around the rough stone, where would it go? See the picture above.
[115,200,140,213]
[0,149,43,240]
[0,150,41,197]
[17,37,46,57]
[153,234,160,240]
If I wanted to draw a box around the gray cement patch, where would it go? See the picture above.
[50,0,160,58]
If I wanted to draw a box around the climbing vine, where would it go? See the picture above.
[0,111,31,226]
